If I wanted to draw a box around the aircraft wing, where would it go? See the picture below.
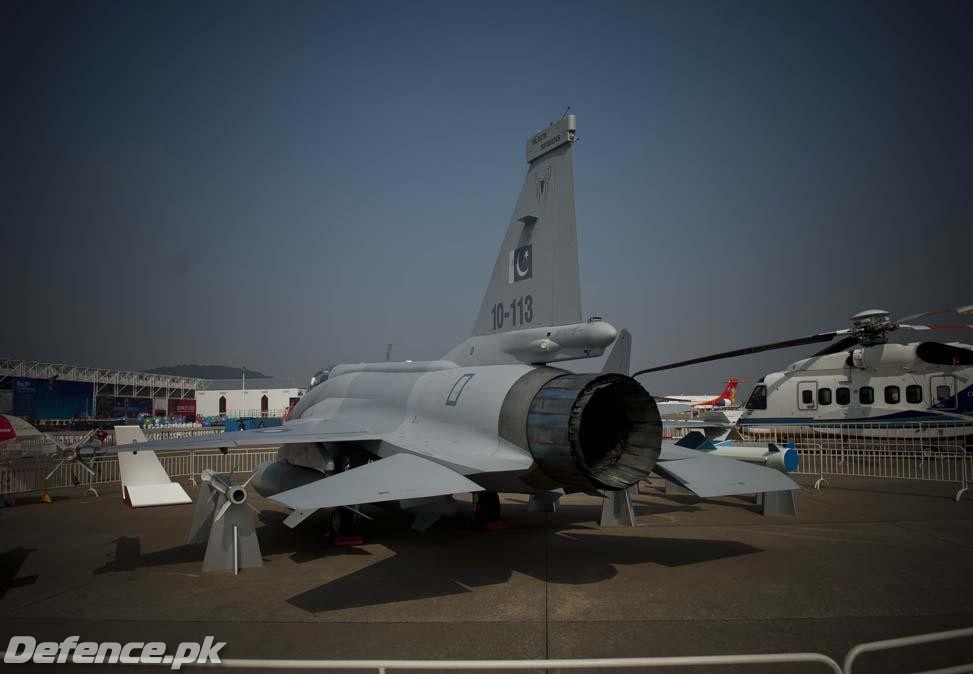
[270,452,484,510]
[107,418,379,453]
[655,441,798,497]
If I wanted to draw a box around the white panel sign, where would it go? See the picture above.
[525,115,576,163]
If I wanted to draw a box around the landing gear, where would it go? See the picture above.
[330,507,364,546]
[473,491,507,529]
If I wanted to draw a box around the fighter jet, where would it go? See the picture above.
[116,115,797,571]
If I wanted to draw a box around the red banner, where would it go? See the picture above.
[167,399,197,417]
[0,415,15,441]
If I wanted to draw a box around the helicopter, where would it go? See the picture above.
[634,305,973,439]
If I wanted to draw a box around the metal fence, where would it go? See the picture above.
[227,408,288,419]
[0,426,225,460]
[662,421,973,500]
[737,420,973,451]
[0,447,279,496]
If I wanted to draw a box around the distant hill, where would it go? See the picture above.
[145,365,271,379]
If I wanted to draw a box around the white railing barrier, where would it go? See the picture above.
[843,625,973,674]
[0,427,224,456]
[4,628,973,672]
[791,447,971,502]
[0,448,279,496]
[662,420,973,501]
[206,653,843,672]
[226,409,288,419]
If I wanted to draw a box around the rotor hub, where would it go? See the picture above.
[851,309,893,344]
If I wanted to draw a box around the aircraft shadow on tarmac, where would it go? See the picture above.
[94,502,761,613]
[93,510,363,575]
[0,546,39,600]
[286,529,760,613]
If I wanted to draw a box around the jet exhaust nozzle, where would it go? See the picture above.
[501,370,662,493]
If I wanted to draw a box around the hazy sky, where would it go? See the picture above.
[3,0,971,397]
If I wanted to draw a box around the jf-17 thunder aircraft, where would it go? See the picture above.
[111,115,797,572]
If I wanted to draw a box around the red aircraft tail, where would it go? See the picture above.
[719,378,741,403]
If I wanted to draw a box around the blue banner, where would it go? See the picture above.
[96,396,152,418]
[12,377,94,420]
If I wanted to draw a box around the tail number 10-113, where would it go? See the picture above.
[491,295,533,330]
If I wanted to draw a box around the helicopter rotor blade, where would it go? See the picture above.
[897,323,973,332]
[632,330,848,376]
[810,334,862,357]
[894,304,973,325]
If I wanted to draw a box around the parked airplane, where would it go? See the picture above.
[0,414,103,470]
[107,115,797,571]
[636,307,973,438]
[0,414,43,445]
[657,378,742,410]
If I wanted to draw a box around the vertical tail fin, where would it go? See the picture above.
[471,115,581,337]
[602,329,632,375]
[721,378,741,403]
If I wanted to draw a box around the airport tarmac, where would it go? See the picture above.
[1,476,972,672]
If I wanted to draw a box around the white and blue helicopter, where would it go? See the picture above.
[636,307,973,439]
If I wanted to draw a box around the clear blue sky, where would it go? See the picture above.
[3,0,971,396]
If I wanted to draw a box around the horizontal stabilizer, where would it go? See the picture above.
[270,453,484,511]
[674,431,711,450]
[655,442,798,498]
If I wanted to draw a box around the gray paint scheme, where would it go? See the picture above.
[600,487,638,527]
[188,471,262,573]
[113,116,796,553]
[470,115,580,339]
[602,328,632,375]
[270,453,483,511]
[655,440,797,498]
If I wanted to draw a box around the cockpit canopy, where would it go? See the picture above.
[309,366,335,389]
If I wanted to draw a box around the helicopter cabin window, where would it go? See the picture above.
[884,385,900,404]
[836,387,850,405]
[906,385,923,404]
[859,386,874,405]
[801,389,813,405]
[745,384,767,410]
[936,385,952,403]
[818,388,832,405]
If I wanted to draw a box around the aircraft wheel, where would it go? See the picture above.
[331,507,361,537]
[475,491,501,523]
